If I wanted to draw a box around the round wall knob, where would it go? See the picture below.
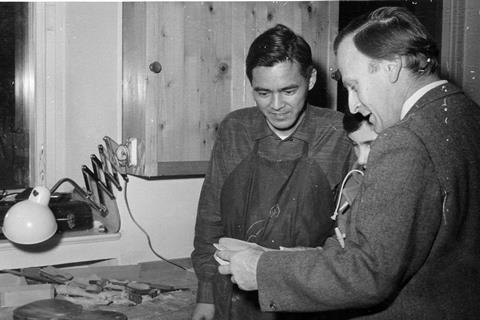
[149,61,162,73]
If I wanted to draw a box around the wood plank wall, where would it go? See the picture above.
[123,2,339,177]
[442,0,480,106]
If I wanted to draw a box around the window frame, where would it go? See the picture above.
[20,3,67,189]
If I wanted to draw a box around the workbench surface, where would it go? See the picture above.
[0,259,197,320]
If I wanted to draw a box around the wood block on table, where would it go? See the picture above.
[0,284,54,307]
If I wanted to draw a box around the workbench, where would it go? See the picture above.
[0,259,197,320]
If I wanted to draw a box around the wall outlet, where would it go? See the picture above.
[128,138,138,167]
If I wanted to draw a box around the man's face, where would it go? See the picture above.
[336,35,401,133]
[251,61,316,136]
[348,121,378,170]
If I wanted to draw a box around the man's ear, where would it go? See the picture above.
[308,68,317,90]
[384,56,402,83]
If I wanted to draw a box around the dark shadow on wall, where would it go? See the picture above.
[308,61,332,109]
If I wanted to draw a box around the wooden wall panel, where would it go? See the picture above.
[123,3,148,174]
[441,0,480,106]
[147,2,185,163]
[123,2,339,177]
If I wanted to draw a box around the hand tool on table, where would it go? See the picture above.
[2,266,73,285]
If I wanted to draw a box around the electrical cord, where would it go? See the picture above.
[331,169,365,221]
[330,169,365,249]
[122,177,187,271]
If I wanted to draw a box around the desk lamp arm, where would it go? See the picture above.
[50,178,107,214]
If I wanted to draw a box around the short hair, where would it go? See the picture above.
[246,24,313,82]
[333,7,439,76]
[343,111,371,134]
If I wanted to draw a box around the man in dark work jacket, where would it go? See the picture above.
[218,7,480,319]
[191,24,353,320]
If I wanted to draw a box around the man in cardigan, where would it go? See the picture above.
[218,6,480,318]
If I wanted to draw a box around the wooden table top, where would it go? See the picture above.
[0,259,197,320]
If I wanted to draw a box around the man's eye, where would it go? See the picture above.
[257,91,269,97]
[283,89,296,95]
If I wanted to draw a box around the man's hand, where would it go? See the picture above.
[217,248,263,291]
[191,303,214,320]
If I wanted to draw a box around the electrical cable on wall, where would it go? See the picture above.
[122,177,187,271]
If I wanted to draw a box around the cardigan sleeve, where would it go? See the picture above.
[256,127,443,312]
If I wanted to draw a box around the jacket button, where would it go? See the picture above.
[269,302,277,310]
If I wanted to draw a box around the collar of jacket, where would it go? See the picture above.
[404,82,462,119]
[251,104,314,143]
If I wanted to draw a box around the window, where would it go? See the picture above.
[0,3,29,190]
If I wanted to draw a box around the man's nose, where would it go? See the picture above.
[348,92,361,114]
[271,93,283,110]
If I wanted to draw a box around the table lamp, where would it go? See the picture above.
[1,186,57,245]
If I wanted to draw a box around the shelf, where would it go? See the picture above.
[0,231,122,270]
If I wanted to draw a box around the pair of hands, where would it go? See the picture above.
[192,238,315,320]
[214,238,314,290]
[215,237,266,291]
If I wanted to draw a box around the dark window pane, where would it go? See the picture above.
[0,3,28,190]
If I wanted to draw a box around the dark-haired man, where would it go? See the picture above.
[218,7,480,318]
[334,112,377,243]
[191,24,353,320]
[343,112,377,171]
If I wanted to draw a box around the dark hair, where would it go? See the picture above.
[246,24,313,82]
[343,111,371,134]
[334,7,439,76]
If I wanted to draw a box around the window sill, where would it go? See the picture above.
[0,231,122,269]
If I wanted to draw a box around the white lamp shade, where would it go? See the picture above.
[2,186,58,244]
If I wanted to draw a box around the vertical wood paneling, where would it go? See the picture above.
[231,3,248,110]
[185,2,218,161]
[441,0,480,106]
[300,2,339,110]
[122,3,147,175]
[123,2,339,177]
[441,0,465,90]
[462,0,480,105]
[183,2,202,162]
[202,2,233,160]
[148,2,185,163]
